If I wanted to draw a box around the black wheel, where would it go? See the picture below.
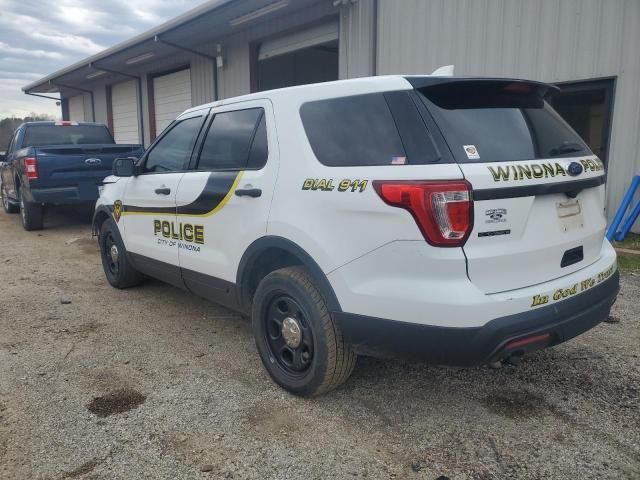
[252,266,357,397]
[19,188,43,230]
[1,182,18,214]
[98,217,144,289]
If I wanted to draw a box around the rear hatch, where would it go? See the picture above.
[415,79,607,293]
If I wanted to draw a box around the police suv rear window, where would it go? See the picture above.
[417,81,591,163]
[300,93,407,167]
[23,125,113,147]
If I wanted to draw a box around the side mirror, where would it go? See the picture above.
[112,157,137,177]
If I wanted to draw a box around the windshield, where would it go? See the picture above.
[23,125,114,147]
[417,81,591,163]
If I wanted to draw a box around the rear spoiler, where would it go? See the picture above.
[405,77,561,98]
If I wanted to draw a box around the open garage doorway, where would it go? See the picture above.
[550,78,615,166]
[254,21,339,92]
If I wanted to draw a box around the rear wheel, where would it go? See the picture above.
[252,266,357,397]
[1,182,19,214]
[98,218,144,288]
[19,188,43,230]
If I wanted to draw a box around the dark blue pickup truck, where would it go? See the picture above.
[0,121,143,230]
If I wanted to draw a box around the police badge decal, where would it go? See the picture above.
[113,200,123,223]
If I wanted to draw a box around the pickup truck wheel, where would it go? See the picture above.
[1,183,19,214]
[252,266,357,397]
[98,218,144,289]
[19,189,44,230]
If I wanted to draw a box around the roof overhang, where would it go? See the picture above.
[23,0,323,95]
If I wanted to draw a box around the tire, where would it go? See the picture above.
[98,217,144,289]
[19,188,44,230]
[252,266,357,397]
[1,182,19,214]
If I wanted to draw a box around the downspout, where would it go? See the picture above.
[372,0,378,76]
[89,64,145,146]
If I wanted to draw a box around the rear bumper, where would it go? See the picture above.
[333,270,619,365]
[26,183,99,204]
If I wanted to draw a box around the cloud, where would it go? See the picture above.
[0,0,203,118]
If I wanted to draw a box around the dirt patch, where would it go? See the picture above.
[61,457,101,478]
[481,390,551,419]
[87,388,146,417]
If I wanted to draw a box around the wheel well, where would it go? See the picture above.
[92,210,110,236]
[241,247,302,310]
[237,237,342,315]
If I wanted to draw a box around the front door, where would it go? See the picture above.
[175,100,278,308]
[119,111,207,287]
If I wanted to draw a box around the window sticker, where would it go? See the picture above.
[391,156,407,165]
[463,145,480,160]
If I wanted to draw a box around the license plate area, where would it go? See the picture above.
[557,199,584,232]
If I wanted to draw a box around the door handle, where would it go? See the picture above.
[155,187,171,195]
[235,188,262,198]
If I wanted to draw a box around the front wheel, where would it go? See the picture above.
[98,218,144,289]
[19,188,43,230]
[252,266,357,397]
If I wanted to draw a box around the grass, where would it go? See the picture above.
[617,253,640,273]
[613,232,640,251]
[612,232,640,273]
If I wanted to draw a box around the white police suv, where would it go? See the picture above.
[94,75,619,396]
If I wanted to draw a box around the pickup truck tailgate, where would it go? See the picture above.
[34,144,140,188]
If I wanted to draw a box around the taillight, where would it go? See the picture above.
[24,157,38,181]
[373,180,473,247]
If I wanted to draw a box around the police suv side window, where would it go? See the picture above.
[300,93,409,167]
[144,117,203,173]
[197,108,266,170]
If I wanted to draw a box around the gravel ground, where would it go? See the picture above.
[0,207,639,480]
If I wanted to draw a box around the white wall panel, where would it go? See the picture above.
[153,69,192,134]
[111,80,140,144]
[67,95,85,122]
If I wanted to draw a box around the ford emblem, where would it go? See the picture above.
[567,162,583,176]
[85,158,102,166]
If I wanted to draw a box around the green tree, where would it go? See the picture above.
[0,114,55,151]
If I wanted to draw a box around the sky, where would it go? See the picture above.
[0,0,204,118]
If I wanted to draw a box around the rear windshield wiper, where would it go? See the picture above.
[548,141,584,157]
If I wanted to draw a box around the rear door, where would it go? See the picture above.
[176,100,278,308]
[416,80,607,293]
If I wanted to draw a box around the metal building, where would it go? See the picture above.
[23,0,640,227]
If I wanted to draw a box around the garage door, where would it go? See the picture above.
[153,69,192,135]
[259,21,339,61]
[257,21,339,91]
[68,95,85,121]
[111,80,140,144]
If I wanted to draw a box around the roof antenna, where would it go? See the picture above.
[431,65,455,76]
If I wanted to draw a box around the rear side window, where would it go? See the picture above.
[144,117,203,173]
[300,93,407,167]
[417,81,591,163]
[23,125,114,147]
[197,108,266,170]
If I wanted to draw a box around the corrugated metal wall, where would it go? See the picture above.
[376,0,640,226]
[339,0,376,79]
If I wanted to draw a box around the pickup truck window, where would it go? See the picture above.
[144,117,203,173]
[23,125,114,147]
